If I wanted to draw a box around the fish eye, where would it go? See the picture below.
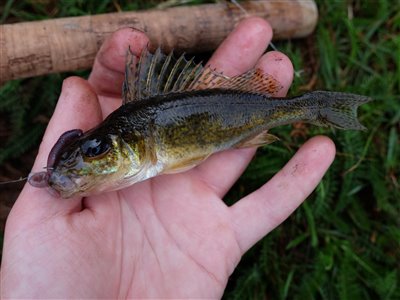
[81,138,111,158]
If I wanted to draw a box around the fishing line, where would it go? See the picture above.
[230,0,307,81]
[230,0,249,16]
[229,0,280,53]
[0,167,50,185]
[0,176,28,185]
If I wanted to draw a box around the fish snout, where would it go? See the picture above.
[48,171,77,196]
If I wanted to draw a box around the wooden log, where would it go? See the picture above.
[0,0,318,83]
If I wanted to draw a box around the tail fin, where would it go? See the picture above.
[303,91,371,130]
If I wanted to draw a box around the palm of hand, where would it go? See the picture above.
[4,176,237,298]
[1,19,335,299]
[89,174,240,298]
[65,92,242,298]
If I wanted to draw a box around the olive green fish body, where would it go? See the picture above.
[34,48,370,198]
[103,88,368,178]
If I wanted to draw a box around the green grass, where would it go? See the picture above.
[1,0,399,299]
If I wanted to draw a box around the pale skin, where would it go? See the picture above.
[0,18,335,298]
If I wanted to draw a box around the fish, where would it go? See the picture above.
[28,47,371,198]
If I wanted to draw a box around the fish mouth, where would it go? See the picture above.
[28,170,76,198]
[48,172,78,198]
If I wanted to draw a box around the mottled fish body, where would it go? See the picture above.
[28,48,371,198]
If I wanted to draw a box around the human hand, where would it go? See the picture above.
[1,18,335,298]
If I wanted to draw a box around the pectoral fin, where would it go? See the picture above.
[162,154,210,174]
[236,131,279,148]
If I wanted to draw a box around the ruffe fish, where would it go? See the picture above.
[28,48,371,198]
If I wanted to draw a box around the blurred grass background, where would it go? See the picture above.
[0,0,399,299]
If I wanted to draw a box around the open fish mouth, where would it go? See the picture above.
[27,129,84,195]
[27,169,77,198]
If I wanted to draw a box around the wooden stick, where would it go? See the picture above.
[0,1,318,82]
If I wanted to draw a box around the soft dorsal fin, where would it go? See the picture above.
[188,67,283,96]
[122,48,283,104]
[221,68,282,96]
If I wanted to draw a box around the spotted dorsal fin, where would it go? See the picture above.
[188,67,283,96]
[122,48,283,104]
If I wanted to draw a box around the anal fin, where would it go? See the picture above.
[236,131,279,149]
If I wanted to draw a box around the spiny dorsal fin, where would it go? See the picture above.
[122,47,204,104]
[122,48,283,104]
[122,47,137,104]
[188,67,230,90]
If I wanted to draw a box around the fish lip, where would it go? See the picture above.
[27,170,63,199]
[46,186,61,198]
[28,171,50,188]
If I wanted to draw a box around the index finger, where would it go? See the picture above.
[207,17,272,76]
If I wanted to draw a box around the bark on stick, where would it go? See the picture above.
[0,0,318,82]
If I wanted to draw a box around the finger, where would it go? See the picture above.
[192,50,294,198]
[230,136,336,253]
[12,77,103,220]
[206,17,272,76]
[257,51,294,97]
[88,28,149,99]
